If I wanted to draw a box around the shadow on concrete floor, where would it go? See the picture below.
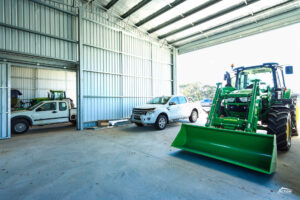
[119,123,181,133]
[170,150,274,184]
[11,123,76,137]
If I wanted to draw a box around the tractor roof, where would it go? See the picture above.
[234,63,281,72]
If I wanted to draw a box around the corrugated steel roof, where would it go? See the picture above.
[93,0,300,54]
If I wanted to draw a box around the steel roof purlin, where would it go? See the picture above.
[176,1,300,54]
[104,0,119,10]
[171,0,297,47]
[147,0,221,34]
[121,0,152,19]
[135,0,186,27]
[158,0,260,40]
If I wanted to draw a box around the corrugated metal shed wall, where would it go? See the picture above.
[11,66,76,106]
[0,0,77,62]
[0,63,10,139]
[0,0,175,129]
[81,8,173,123]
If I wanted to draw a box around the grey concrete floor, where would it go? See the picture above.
[0,118,300,200]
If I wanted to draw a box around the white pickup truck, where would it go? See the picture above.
[11,100,77,134]
[131,95,202,130]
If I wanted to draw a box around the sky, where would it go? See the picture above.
[178,23,300,93]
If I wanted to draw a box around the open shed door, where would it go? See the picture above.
[0,63,11,139]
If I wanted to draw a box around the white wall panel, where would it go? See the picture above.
[81,6,174,124]
[11,66,77,106]
[0,0,77,61]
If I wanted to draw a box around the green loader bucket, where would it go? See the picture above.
[171,124,277,174]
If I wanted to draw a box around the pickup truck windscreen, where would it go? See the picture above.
[148,97,171,104]
[28,102,44,111]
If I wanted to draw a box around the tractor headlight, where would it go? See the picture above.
[239,97,249,103]
[225,98,235,103]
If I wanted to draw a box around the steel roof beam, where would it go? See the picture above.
[147,0,221,34]
[121,0,152,19]
[170,0,292,45]
[159,0,259,39]
[135,0,186,27]
[177,8,300,54]
[104,0,119,10]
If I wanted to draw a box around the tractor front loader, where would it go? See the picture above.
[172,63,299,174]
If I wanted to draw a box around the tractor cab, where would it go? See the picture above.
[226,63,293,99]
[48,90,66,100]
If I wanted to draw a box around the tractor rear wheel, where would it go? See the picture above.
[267,108,292,151]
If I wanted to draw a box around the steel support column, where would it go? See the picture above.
[119,31,124,118]
[0,62,11,139]
[77,7,84,130]
[171,48,178,95]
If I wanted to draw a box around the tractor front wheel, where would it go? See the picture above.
[267,108,292,151]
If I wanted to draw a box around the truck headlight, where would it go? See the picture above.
[225,98,235,103]
[239,97,249,103]
[147,111,155,115]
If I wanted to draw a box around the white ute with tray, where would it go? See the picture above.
[131,95,202,130]
[11,99,77,134]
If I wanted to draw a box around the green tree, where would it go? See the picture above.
[179,82,216,101]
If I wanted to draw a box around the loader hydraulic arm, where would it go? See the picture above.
[206,83,222,127]
[245,79,260,132]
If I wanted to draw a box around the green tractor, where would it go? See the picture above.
[30,90,67,106]
[172,63,299,174]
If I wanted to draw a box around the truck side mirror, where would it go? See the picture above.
[285,66,293,74]
[169,102,176,106]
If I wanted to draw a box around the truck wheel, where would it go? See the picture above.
[291,98,299,136]
[267,108,292,151]
[135,123,144,127]
[189,110,198,123]
[155,114,167,130]
[12,119,29,134]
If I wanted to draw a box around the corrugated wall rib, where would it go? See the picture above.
[11,66,77,106]
[81,9,173,123]
[0,0,77,62]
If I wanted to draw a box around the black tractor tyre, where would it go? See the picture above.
[155,114,168,130]
[12,119,29,134]
[267,108,292,151]
[189,110,198,123]
[291,98,299,136]
[135,123,144,127]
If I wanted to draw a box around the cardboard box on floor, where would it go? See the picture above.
[97,120,110,127]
